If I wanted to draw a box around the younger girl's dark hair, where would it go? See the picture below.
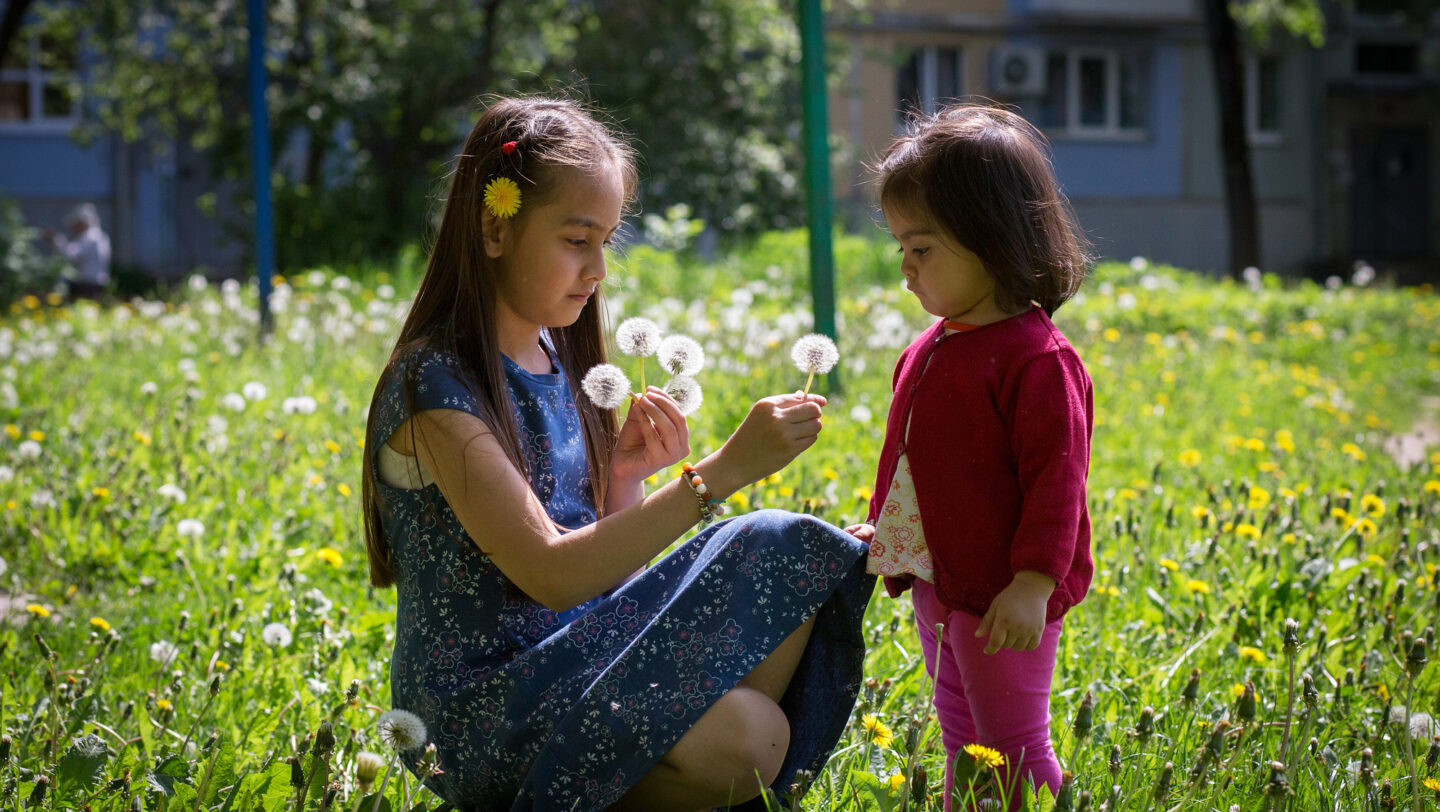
[360,95,638,588]
[877,103,1091,316]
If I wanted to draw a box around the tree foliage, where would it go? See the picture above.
[29,0,837,269]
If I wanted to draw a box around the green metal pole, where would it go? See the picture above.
[798,0,839,391]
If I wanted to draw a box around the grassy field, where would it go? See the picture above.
[2,230,1439,811]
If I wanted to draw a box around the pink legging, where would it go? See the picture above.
[912,579,1064,811]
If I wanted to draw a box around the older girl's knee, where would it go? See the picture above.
[671,686,790,802]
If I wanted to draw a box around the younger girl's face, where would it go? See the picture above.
[488,165,624,333]
[884,204,1004,324]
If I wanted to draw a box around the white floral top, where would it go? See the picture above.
[866,451,933,580]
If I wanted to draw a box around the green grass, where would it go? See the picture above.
[1,231,1439,811]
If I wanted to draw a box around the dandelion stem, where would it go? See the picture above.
[803,371,815,396]
[1406,674,1421,812]
[1278,645,1296,774]
[369,758,395,812]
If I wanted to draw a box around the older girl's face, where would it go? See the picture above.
[487,165,624,335]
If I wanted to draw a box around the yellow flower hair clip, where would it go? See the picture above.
[484,176,522,219]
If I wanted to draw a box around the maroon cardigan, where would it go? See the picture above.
[866,306,1094,622]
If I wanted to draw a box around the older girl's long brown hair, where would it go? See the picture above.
[878,103,1091,316]
[361,96,638,588]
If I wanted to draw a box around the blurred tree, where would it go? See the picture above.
[1208,0,1438,279]
[572,0,843,236]
[34,0,584,267]
[0,0,37,69]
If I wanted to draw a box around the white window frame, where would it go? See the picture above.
[1043,48,1149,141]
[0,32,81,134]
[1245,53,1284,146]
[897,45,963,121]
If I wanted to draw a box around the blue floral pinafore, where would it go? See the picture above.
[368,345,874,811]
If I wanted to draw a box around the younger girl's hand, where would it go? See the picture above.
[843,523,875,543]
[609,387,690,487]
[975,571,1056,655]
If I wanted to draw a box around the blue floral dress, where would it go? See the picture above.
[368,346,875,812]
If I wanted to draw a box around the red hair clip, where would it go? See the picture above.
[501,141,517,155]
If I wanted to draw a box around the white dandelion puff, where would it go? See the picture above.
[657,334,705,377]
[157,483,187,504]
[663,375,703,416]
[790,333,839,394]
[615,318,661,357]
[376,709,429,752]
[581,364,632,410]
[222,393,247,412]
[261,622,293,648]
[176,519,205,538]
[17,440,41,460]
[242,381,268,401]
[282,396,318,415]
[149,640,179,666]
[140,381,158,396]
[0,465,12,482]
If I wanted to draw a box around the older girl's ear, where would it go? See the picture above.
[481,209,508,259]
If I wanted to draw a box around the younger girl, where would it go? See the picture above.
[360,96,873,811]
[849,104,1094,808]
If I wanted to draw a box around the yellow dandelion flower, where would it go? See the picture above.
[1231,683,1248,698]
[1279,487,1297,500]
[1238,646,1266,663]
[89,617,110,632]
[273,428,286,441]
[1102,327,1120,342]
[25,603,50,618]
[1331,507,1353,523]
[92,487,110,499]
[1376,683,1391,702]
[1366,554,1385,566]
[886,774,906,792]
[3,424,18,439]
[1117,488,1139,501]
[1247,487,1270,510]
[1243,438,1266,452]
[483,177,522,218]
[1186,579,1211,595]
[822,468,839,481]
[155,698,172,711]
[214,660,231,672]
[1424,777,1440,792]
[1191,505,1211,520]
[1222,521,1235,533]
[778,486,794,498]
[853,486,873,502]
[1426,480,1440,496]
[325,439,342,454]
[1274,430,1295,453]
[133,430,152,445]
[316,547,344,567]
[963,743,1005,769]
[28,430,44,442]
[1341,443,1366,461]
[1355,518,1377,539]
[1100,585,1121,596]
[1360,494,1385,517]
[337,483,352,497]
[1281,532,1297,544]
[1236,523,1260,540]
[861,714,895,748]
[1160,558,1180,572]
[731,490,750,510]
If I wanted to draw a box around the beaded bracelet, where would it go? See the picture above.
[681,463,728,526]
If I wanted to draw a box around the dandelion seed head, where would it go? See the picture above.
[149,640,179,665]
[657,334,705,376]
[615,318,661,357]
[176,519,205,538]
[261,622,293,648]
[581,364,632,410]
[222,393,247,412]
[355,751,386,786]
[242,381,268,401]
[158,484,187,504]
[662,375,703,416]
[377,709,428,752]
[140,381,158,396]
[17,440,40,460]
[283,396,318,415]
[791,334,839,375]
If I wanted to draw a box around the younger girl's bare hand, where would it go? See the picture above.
[843,523,875,543]
[974,571,1056,654]
[610,387,690,486]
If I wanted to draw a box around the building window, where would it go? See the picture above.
[1033,49,1149,138]
[897,46,962,120]
[1245,54,1282,143]
[0,31,79,129]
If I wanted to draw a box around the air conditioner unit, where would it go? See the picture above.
[991,46,1047,96]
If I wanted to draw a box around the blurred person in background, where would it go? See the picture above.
[45,203,111,300]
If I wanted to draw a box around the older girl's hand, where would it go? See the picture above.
[717,392,827,486]
[609,387,690,488]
